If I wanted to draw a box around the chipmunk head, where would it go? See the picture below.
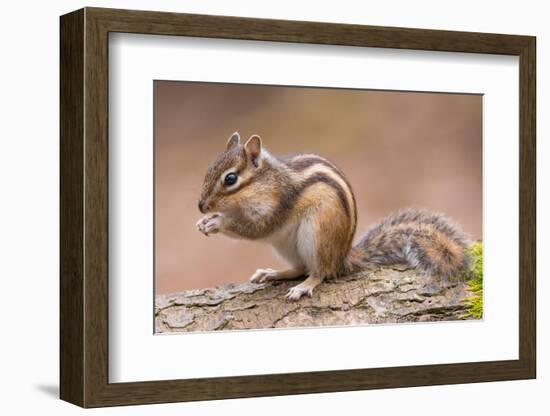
[198,132,265,214]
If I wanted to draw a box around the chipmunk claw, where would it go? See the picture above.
[285,284,313,301]
[196,213,222,236]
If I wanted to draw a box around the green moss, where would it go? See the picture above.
[462,241,483,319]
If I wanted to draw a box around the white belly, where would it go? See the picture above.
[265,217,316,271]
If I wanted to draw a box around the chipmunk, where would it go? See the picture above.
[196,132,472,301]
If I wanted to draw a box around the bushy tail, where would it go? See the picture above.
[344,208,472,280]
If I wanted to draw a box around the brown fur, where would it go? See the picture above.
[293,183,351,276]
[287,154,357,250]
[354,209,471,279]
[198,134,472,300]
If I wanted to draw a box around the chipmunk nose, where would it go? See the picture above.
[198,200,210,213]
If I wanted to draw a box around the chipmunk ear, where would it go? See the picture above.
[244,135,262,167]
[226,132,240,150]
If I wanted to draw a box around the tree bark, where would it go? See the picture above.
[155,266,476,333]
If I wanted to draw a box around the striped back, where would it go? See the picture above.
[286,154,357,249]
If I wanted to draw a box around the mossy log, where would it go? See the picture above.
[155,266,477,333]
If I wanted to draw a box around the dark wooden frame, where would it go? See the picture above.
[60,7,536,408]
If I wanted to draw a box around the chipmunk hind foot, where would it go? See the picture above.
[285,275,324,301]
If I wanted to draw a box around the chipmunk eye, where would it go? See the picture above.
[224,172,238,186]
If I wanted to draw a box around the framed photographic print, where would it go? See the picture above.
[60,7,536,408]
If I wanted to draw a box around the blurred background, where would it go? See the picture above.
[154,81,482,294]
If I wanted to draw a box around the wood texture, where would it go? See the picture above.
[60,7,536,408]
[155,268,477,333]
[59,9,84,406]
[519,38,537,375]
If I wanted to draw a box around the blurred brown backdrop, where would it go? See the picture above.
[154,81,482,294]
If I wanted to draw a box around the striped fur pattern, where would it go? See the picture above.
[198,133,356,279]
[197,132,471,300]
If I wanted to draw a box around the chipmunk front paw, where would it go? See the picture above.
[285,283,313,301]
[196,213,223,236]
